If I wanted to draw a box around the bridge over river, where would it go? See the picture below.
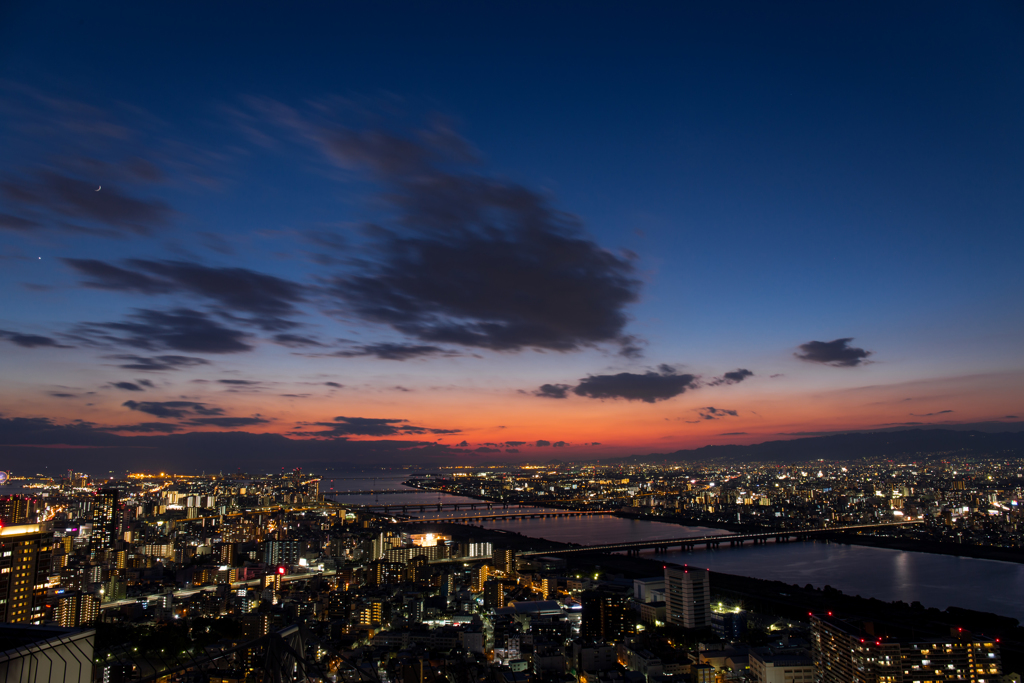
[515,521,922,557]
[355,501,538,514]
[405,510,614,523]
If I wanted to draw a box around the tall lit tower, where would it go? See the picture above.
[664,565,710,628]
[0,523,55,624]
[90,488,119,556]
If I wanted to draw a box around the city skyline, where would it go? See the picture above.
[2,3,1023,470]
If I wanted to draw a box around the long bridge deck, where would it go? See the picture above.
[324,489,424,496]
[358,501,537,513]
[516,521,922,556]
[405,510,614,523]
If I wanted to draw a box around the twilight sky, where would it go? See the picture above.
[1,2,1022,471]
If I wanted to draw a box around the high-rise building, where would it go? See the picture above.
[484,578,517,610]
[0,496,32,525]
[0,522,55,624]
[264,539,300,566]
[358,600,384,626]
[55,591,100,627]
[581,589,635,642]
[664,565,710,629]
[493,547,516,575]
[90,489,119,556]
[711,605,747,639]
[811,613,1002,683]
[471,564,492,592]
[367,560,403,588]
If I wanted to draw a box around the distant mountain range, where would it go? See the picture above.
[616,425,1024,464]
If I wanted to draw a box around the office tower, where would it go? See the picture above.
[581,589,634,642]
[91,489,119,556]
[220,542,237,566]
[811,614,1001,683]
[711,605,747,639]
[0,523,55,624]
[664,565,710,628]
[55,591,99,627]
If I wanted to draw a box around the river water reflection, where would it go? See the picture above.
[327,475,1024,622]
[482,514,1024,622]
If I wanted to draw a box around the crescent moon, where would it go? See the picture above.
[95,186,102,192]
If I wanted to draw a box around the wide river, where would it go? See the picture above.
[330,473,1024,621]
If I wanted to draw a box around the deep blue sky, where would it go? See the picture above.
[1,2,1022,470]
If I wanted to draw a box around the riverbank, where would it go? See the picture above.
[427,517,1024,671]
[405,480,1024,564]
[617,510,1024,564]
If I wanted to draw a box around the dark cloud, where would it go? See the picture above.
[536,440,551,447]
[552,441,567,447]
[456,440,469,447]
[504,441,526,447]
[0,416,478,470]
[297,416,460,438]
[534,383,571,399]
[0,213,42,231]
[505,448,520,453]
[1007,415,1020,419]
[123,400,224,419]
[62,259,169,294]
[105,354,210,371]
[573,367,697,403]
[590,442,601,446]
[2,171,172,235]
[474,446,500,453]
[185,416,270,428]
[48,392,78,399]
[795,338,872,367]
[77,308,253,353]
[272,333,325,348]
[277,116,642,355]
[110,382,145,392]
[317,343,460,361]
[130,260,305,316]
[99,422,182,433]
[324,382,343,388]
[137,379,154,388]
[0,329,72,349]
[708,369,754,386]
[910,410,954,417]
[218,379,261,386]
[698,406,739,420]
[63,259,306,325]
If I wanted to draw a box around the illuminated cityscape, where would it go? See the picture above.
[1,2,1022,682]
[0,447,1021,681]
